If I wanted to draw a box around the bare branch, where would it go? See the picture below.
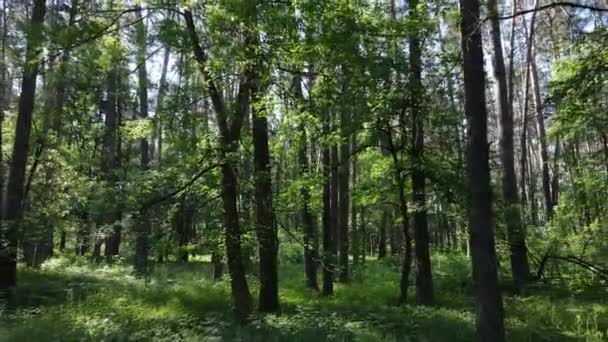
[490,1,608,21]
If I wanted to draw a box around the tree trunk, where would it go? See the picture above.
[155,47,170,165]
[185,9,252,320]
[351,134,359,266]
[212,250,224,280]
[530,51,552,221]
[330,143,339,285]
[409,0,434,306]
[134,5,151,277]
[382,126,413,304]
[321,139,334,295]
[297,86,318,289]
[378,208,389,259]
[488,0,530,289]
[174,201,195,263]
[102,63,121,258]
[1,0,46,293]
[251,81,279,312]
[338,126,350,283]
[459,0,506,339]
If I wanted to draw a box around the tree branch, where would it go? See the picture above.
[490,1,608,21]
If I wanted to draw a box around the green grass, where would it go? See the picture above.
[0,254,606,341]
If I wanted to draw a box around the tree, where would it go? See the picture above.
[488,0,530,289]
[251,42,279,313]
[459,0,506,339]
[409,0,434,306]
[134,3,151,276]
[1,0,46,293]
[322,116,334,296]
[338,102,350,283]
[295,76,319,290]
[185,7,252,320]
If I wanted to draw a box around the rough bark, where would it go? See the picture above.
[378,208,389,259]
[488,0,530,289]
[174,201,195,262]
[155,47,170,165]
[409,0,434,306]
[459,0,506,339]
[185,9,252,320]
[530,50,553,221]
[1,0,46,292]
[102,63,121,257]
[0,0,8,227]
[519,0,539,226]
[330,144,339,281]
[322,139,334,295]
[296,78,318,290]
[338,124,350,283]
[251,80,279,312]
[134,5,151,276]
[382,126,413,304]
[351,134,359,266]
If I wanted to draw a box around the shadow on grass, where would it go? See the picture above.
[0,259,596,342]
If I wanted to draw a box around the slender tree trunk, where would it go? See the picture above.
[519,0,538,226]
[489,0,530,289]
[351,134,359,266]
[552,139,560,206]
[185,9,252,320]
[322,133,334,295]
[220,150,252,319]
[251,81,279,312]
[134,5,151,277]
[0,0,46,294]
[338,126,350,283]
[361,206,367,263]
[530,50,553,221]
[297,92,318,289]
[409,0,433,306]
[397,168,413,304]
[212,250,224,280]
[459,0,506,339]
[528,142,539,226]
[102,64,121,257]
[382,127,413,304]
[0,0,8,228]
[155,47,170,165]
[378,208,389,259]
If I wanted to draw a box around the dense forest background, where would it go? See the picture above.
[0,0,607,341]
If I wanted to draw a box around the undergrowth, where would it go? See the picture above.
[0,253,605,341]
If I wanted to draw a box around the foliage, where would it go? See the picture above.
[1,256,605,341]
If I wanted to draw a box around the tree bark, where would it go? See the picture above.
[409,0,434,306]
[185,9,252,320]
[530,50,553,221]
[322,134,334,295]
[350,134,359,266]
[102,63,121,257]
[295,77,319,290]
[382,126,413,304]
[251,80,279,313]
[1,0,46,292]
[459,0,506,339]
[0,0,8,228]
[338,121,350,283]
[488,0,530,289]
[134,5,151,277]
[378,208,389,259]
[155,47,170,166]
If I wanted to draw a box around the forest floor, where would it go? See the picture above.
[0,254,606,341]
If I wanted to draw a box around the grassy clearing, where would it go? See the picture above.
[0,254,606,341]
